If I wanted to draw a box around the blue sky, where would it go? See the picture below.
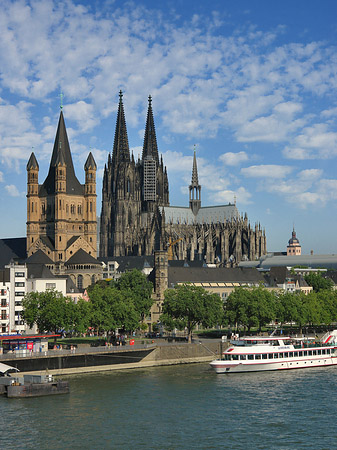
[1,0,337,254]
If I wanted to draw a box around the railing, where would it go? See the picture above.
[0,343,156,360]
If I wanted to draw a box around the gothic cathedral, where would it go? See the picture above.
[100,93,266,265]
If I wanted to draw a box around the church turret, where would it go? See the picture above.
[26,152,40,252]
[189,150,201,215]
[84,152,97,253]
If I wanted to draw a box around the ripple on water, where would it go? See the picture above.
[1,364,337,449]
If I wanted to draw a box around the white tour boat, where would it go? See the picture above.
[210,330,337,373]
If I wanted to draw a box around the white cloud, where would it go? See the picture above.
[282,124,337,159]
[211,186,252,205]
[219,151,248,166]
[241,165,293,178]
[0,171,3,182]
[65,101,99,132]
[5,184,21,197]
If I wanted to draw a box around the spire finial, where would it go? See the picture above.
[234,194,237,206]
[148,95,152,106]
[60,90,64,110]
[119,90,123,102]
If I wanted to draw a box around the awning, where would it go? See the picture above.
[0,363,19,374]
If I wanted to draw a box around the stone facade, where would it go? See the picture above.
[26,111,97,263]
[100,93,267,265]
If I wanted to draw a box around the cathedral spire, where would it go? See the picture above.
[191,149,199,185]
[41,110,82,195]
[142,95,159,164]
[112,90,130,163]
[189,149,201,215]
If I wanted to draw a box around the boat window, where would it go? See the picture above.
[284,352,288,358]
[322,349,326,355]
[317,349,321,355]
[240,355,246,360]
[313,350,317,355]
[303,351,307,356]
[299,351,303,357]
[308,350,312,356]
[248,354,254,360]
[294,352,298,357]
[255,354,261,360]
[262,354,267,360]
[268,353,273,359]
[232,355,239,360]
[327,349,330,355]
[289,352,294,357]
[279,353,283,358]
[273,353,278,359]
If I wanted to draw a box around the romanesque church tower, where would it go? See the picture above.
[26,110,97,262]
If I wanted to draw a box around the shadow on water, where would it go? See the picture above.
[1,363,337,450]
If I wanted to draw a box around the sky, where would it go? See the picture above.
[0,0,337,255]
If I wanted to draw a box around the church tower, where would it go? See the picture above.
[100,93,169,258]
[141,95,169,212]
[100,91,141,257]
[26,109,97,262]
[189,150,201,215]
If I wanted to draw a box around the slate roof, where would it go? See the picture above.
[40,111,84,196]
[27,263,55,279]
[168,260,205,268]
[67,236,80,248]
[27,152,39,170]
[65,249,100,265]
[99,255,155,272]
[25,250,54,265]
[0,238,27,268]
[168,267,266,286]
[266,266,309,287]
[84,152,97,170]
[163,203,238,225]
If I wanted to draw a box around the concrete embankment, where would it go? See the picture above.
[13,341,221,376]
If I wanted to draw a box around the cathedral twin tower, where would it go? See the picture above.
[27,92,266,266]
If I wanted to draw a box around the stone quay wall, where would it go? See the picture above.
[5,341,222,376]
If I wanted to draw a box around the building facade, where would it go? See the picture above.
[26,110,97,263]
[100,93,267,265]
[0,263,27,335]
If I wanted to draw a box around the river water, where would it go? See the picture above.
[1,363,337,450]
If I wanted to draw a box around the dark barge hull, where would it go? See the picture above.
[6,380,69,398]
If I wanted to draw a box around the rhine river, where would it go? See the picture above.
[1,363,337,450]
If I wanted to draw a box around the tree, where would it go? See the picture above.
[88,284,139,333]
[304,273,333,292]
[225,286,275,332]
[161,284,223,343]
[22,289,76,334]
[224,287,251,331]
[115,270,153,321]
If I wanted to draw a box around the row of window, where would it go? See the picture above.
[225,348,333,361]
